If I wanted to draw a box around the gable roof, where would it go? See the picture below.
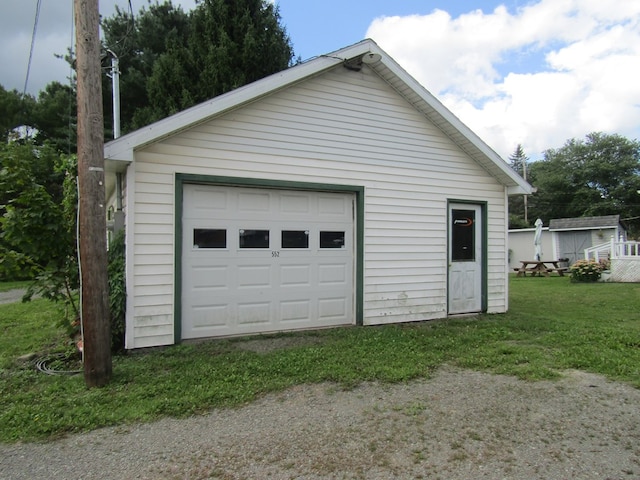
[549,215,623,231]
[104,39,532,195]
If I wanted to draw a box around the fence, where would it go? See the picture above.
[584,237,640,283]
[584,237,639,261]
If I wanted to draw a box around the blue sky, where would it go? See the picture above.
[1,0,639,159]
[278,1,527,61]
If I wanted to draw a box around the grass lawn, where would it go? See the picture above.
[1,276,638,443]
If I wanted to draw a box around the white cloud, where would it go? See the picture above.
[0,0,197,96]
[366,0,640,159]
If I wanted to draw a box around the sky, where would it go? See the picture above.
[1,0,639,160]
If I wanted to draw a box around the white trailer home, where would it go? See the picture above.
[104,39,532,349]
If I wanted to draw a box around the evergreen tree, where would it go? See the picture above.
[101,0,294,134]
[508,144,530,228]
[509,144,528,177]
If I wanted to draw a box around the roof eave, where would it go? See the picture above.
[104,50,355,161]
[362,42,533,194]
[103,38,534,195]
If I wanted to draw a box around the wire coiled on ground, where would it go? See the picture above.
[35,353,82,376]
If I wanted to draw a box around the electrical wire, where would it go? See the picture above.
[77,176,84,365]
[35,353,82,376]
[105,0,136,59]
[23,0,42,97]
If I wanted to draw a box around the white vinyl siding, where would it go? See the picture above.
[126,64,507,348]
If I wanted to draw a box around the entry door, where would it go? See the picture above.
[448,204,482,314]
[558,231,591,265]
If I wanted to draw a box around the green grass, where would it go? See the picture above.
[0,276,638,443]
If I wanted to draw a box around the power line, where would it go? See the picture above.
[23,0,43,97]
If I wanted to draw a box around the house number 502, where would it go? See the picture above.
[272,251,280,257]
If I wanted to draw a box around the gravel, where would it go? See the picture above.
[1,366,639,479]
[0,289,27,305]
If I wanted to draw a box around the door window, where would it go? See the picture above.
[239,229,270,248]
[282,230,309,249]
[193,228,226,248]
[451,210,475,261]
[320,231,345,248]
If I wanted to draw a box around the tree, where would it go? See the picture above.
[101,1,191,134]
[1,81,76,153]
[0,86,35,140]
[508,144,530,228]
[0,142,78,315]
[509,144,528,177]
[32,82,77,154]
[528,132,640,235]
[101,0,294,133]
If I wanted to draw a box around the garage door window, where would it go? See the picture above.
[320,231,345,248]
[193,228,226,249]
[239,229,270,248]
[282,230,309,249]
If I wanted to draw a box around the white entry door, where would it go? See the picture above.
[448,203,482,314]
[181,184,355,339]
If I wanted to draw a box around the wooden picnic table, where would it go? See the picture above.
[514,260,568,277]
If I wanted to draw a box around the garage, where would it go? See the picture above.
[181,184,356,339]
[104,40,532,349]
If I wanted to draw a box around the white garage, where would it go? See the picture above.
[104,40,532,349]
[181,184,355,338]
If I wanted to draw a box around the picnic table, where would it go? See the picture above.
[514,260,568,277]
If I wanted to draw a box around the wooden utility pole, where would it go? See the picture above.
[523,159,528,225]
[76,0,112,387]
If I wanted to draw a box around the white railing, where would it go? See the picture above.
[584,242,611,262]
[584,237,640,261]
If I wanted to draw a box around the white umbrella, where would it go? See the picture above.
[534,218,543,261]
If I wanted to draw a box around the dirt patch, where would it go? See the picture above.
[1,366,639,479]
[235,335,326,354]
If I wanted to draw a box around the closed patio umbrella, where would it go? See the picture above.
[534,218,543,261]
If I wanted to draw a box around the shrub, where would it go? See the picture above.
[569,259,604,282]
[108,229,126,352]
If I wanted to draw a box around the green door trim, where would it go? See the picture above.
[174,173,365,343]
[446,199,488,313]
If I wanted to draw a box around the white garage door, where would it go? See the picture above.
[181,184,355,339]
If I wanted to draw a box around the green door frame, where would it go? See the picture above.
[174,173,365,343]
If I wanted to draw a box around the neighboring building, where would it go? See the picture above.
[508,215,628,270]
[507,226,553,271]
[104,39,531,349]
[549,215,627,265]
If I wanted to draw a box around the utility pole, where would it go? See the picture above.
[523,159,528,225]
[76,0,112,387]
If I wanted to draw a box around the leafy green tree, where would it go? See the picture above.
[528,132,640,235]
[0,142,78,310]
[1,81,76,153]
[31,82,77,154]
[101,0,294,133]
[0,86,36,140]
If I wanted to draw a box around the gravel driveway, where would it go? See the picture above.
[0,289,27,305]
[1,366,639,479]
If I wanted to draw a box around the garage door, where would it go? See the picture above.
[181,184,355,339]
